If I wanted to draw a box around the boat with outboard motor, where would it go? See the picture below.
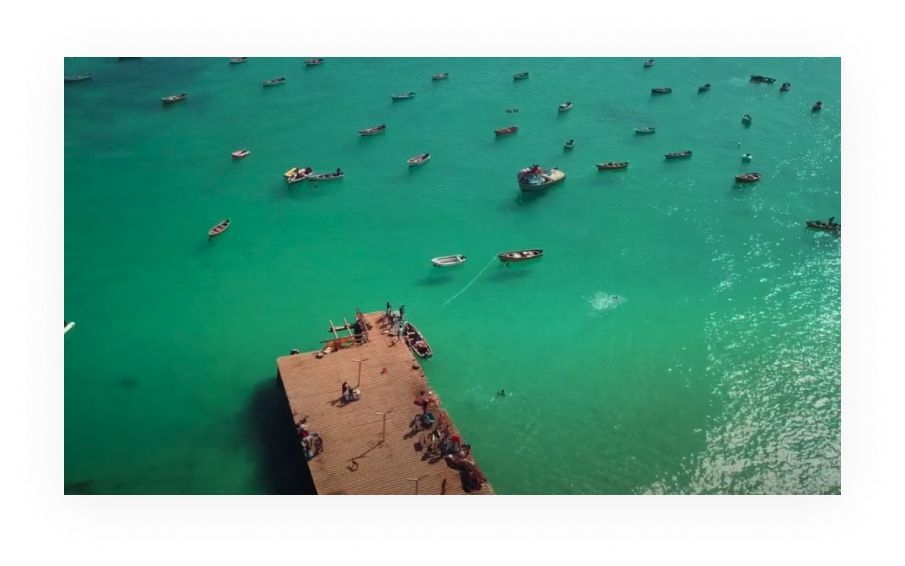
[805,217,840,234]
[498,249,543,263]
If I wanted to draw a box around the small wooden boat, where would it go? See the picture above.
[597,161,629,171]
[307,169,344,182]
[750,75,777,84]
[64,73,93,83]
[505,108,520,113]
[231,148,251,159]
[698,83,711,92]
[735,172,761,183]
[742,153,753,162]
[564,139,576,150]
[513,72,529,80]
[161,93,188,105]
[806,218,840,233]
[780,82,791,92]
[643,59,655,68]
[651,87,672,94]
[431,254,467,267]
[495,125,519,136]
[742,114,752,125]
[635,126,656,135]
[391,91,416,100]
[305,58,324,66]
[263,77,286,87]
[498,249,543,263]
[432,73,449,80]
[558,101,573,112]
[517,165,566,192]
[407,153,431,166]
[403,321,433,359]
[208,218,231,238]
[665,150,693,160]
[812,101,823,112]
[284,167,313,183]
[229,57,248,64]
[359,124,387,136]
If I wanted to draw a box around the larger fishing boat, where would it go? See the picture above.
[516,164,566,192]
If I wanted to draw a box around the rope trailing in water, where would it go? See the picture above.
[441,255,497,307]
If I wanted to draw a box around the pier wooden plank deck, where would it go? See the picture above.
[277,311,493,495]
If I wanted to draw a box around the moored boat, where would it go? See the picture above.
[558,101,573,112]
[161,93,188,105]
[805,217,840,234]
[229,57,248,64]
[65,73,93,83]
[208,218,231,238]
[742,114,752,125]
[284,166,313,183]
[750,75,777,84]
[742,153,753,162]
[812,100,823,112]
[359,124,387,136]
[403,321,433,358]
[391,91,416,100]
[307,169,344,182]
[305,58,324,66]
[432,73,449,80]
[698,83,711,92]
[263,77,286,86]
[596,161,629,171]
[635,126,656,135]
[564,139,576,150]
[651,87,672,94]
[431,254,467,268]
[780,81,791,92]
[513,72,529,80]
[734,172,761,183]
[407,153,431,166]
[665,150,693,159]
[643,59,655,68]
[517,164,566,192]
[231,148,251,159]
[498,249,543,263]
[495,125,519,136]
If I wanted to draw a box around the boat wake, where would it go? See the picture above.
[586,291,625,315]
[441,256,497,307]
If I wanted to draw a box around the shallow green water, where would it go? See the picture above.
[64,57,840,494]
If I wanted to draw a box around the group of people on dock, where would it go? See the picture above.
[411,391,487,492]
[296,417,323,461]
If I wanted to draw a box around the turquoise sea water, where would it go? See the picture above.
[64,57,840,494]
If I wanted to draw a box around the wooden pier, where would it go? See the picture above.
[276,311,493,495]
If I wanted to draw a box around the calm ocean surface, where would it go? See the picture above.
[64,57,840,494]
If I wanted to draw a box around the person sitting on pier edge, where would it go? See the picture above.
[302,432,323,461]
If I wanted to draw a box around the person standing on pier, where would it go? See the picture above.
[386,302,392,318]
[399,304,405,321]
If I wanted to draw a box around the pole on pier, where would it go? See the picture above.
[353,357,369,389]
